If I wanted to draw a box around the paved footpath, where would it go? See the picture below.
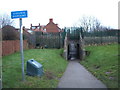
[57,60,107,88]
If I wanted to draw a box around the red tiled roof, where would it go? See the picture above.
[31,18,62,33]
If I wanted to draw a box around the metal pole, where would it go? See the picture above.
[19,18,25,81]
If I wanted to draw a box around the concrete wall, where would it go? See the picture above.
[63,36,68,60]
[79,37,85,60]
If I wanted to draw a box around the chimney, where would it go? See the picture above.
[23,26,25,30]
[30,24,32,29]
[49,18,53,22]
[39,23,40,26]
[39,23,40,29]
[30,24,32,27]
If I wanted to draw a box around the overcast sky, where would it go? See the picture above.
[0,0,119,29]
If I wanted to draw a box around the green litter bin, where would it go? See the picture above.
[26,59,44,77]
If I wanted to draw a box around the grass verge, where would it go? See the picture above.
[2,49,68,88]
[80,44,118,88]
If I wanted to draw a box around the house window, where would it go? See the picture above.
[44,28,46,31]
[32,27,36,29]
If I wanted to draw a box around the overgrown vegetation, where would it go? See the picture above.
[2,49,68,88]
[35,32,62,48]
[2,25,19,40]
[80,44,118,88]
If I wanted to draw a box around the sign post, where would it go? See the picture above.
[19,18,25,81]
[11,10,28,81]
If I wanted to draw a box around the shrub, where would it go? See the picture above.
[2,25,19,40]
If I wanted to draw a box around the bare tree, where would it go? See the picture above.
[78,16,101,32]
[79,16,89,31]
[92,17,101,31]
[0,14,14,28]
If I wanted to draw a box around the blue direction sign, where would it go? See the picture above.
[11,10,28,19]
[11,10,28,81]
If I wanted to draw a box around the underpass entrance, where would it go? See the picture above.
[68,41,80,60]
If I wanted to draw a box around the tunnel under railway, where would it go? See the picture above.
[67,42,80,60]
[63,27,85,61]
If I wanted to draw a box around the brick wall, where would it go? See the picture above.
[2,40,28,56]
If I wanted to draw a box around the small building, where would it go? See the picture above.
[30,18,63,33]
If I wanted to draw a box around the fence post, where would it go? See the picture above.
[100,31,103,44]
[118,30,120,44]
[59,32,61,48]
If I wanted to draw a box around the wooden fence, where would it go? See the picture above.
[2,40,28,56]
[35,32,63,48]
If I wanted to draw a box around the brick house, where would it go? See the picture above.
[30,18,62,33]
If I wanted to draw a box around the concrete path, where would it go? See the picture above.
[57,60,107,88]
